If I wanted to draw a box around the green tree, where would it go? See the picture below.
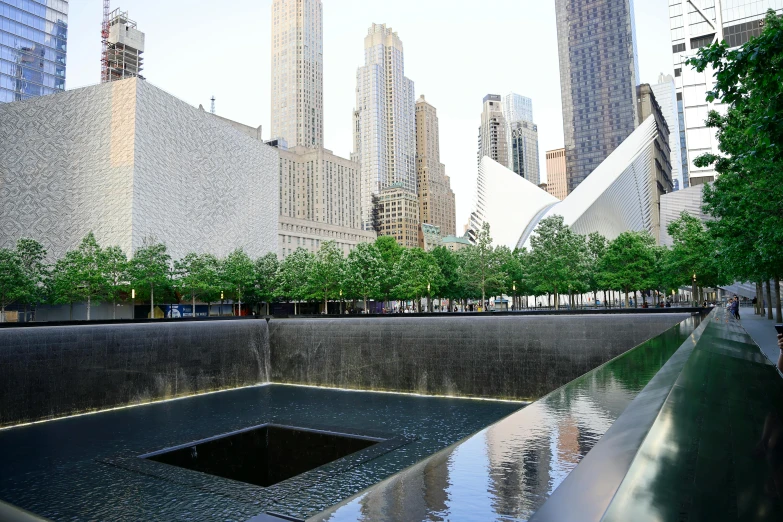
[222,248,255,316]
[252,253,280,316]
[667,212,721,304]
[129,239,171,319]
[308,241,344,313]
[528,216,586,309]
[15,238,48,317]
[393,248,441,311]
[278,248,313,315]
[70,232,107,320]
[461,223,504,307]
[587,232,608,305]
[343,242,382,313]
[601,231,656,307]
[375,236,404,308]
[49,251,83,320]
[101,246,128,319]
[174,253,220,318]
[687,10,783,319]
[0,249,27,322]
[431,246,460,311]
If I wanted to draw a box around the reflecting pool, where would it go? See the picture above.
[316,314,702,521]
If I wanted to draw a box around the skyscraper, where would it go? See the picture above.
[509,121,541,186]
[415,95,456,239]
[501,93,540,185]
[353,23,417,237]
[477,94,508,168]
[669,0,782,186]
[0,1,68,103]
[650,74,682,191]
[555,0,640,194]
[502,93,534,125]
[545,148,568,201]
[270,0,323,148]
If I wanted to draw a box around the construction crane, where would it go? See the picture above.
[101,0,110,83]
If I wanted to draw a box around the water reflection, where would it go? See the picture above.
[318,316,700,521]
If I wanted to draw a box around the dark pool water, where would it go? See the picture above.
[0,384,522,521]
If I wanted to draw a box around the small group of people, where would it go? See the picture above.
[727,295,741,320]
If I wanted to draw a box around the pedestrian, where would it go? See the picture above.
[734,296,741,320]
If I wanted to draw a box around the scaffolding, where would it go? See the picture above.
[102,8,145,83]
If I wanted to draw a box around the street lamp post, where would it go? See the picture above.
[692,274,697,307]
[339,289,343,315]
[427,282,431,313]
[220,290,224,317]
[513,281,517,312]
[131,289,135,320]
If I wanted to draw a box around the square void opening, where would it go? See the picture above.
[143,424,380,487]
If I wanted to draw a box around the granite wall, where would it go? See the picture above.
[0,321,270,427]
[268,314,691,400]
[0,313,692,427]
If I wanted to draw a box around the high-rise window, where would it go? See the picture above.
[0,0,68,103]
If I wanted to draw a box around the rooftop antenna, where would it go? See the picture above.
[210,95,216,114]
[101,0,110,82]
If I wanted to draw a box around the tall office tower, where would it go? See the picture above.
[103,9,145,83]
[353,23,417,237]
[669,0,782,186]
[477,94,508,168]
[502,93,534,125]
[545,148,568,201]
[555,0,640,194]
[650,74,682,191]
[0,1,68,103]
[501,93,540,184]
[637,84,674,243]
[415,95,456,238]
[271,0,323,148]
[509,121,541,186]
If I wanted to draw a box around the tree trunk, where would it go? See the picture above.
[554,288,559,310]
[113,297,116,320]
[150,284,155,319]
[776,277,782,323]
[756,282,763,315]
[87,294,91,321]
[625,289,630,308]
[0,303,4,323]
[192,294,196,319]
[69,302,73,321]
[767,281,774,320]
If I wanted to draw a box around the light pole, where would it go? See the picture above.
[427,282,431,313]
[513,281,517,312]
[131,289,135,320]
[339,289,343,315]
[220,290,224,317]
[692,274,696,307]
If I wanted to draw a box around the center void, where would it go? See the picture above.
[143,424,380,487]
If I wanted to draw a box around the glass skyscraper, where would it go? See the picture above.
[0,0,68,103]
[555,0,639,195]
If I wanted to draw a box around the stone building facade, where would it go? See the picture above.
[545,148,568,201]
[0,78,278,261]
[415,95,456,240]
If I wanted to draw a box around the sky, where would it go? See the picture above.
[65,0,674,230]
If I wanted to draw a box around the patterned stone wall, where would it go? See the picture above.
[0,78,278,260]
[0,79,137,257]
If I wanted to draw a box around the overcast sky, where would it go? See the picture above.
[65,0,673,229]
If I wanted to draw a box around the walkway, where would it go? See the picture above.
[570,308,783,522]
[741,309,782,369]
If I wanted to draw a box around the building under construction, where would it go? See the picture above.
[102,9,145,83]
